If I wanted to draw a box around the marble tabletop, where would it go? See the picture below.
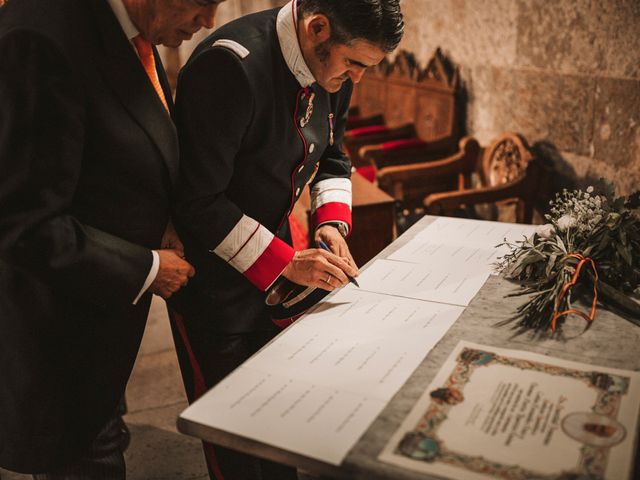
[179,216,640,479]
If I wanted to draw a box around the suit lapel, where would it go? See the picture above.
[88,0,178,183]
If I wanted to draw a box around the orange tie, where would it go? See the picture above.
[132,35,169,111]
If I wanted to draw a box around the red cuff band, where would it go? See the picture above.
[313,202,352,234]
[244,236,295,291]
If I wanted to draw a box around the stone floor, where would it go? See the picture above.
[0,296,210,480]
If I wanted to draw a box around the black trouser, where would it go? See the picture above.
[32,411,126,480]
[169,310,298,480]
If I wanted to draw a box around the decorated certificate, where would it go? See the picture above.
[379,341,640,480]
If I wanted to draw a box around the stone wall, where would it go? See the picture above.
[397,0,640,195]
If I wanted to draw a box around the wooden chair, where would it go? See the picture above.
[346,106,386,131]
[345,49,462,169]
[373,136,481,210]
[424,132,545,224]
[344,123,418,168]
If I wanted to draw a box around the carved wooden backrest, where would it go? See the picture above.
[481,133,532,187]
[414,49,459,141]
[351,57,390,117]
[384,51,419,127]
[351,48,460,141]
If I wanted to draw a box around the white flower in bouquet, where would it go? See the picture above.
[536,224,555,239]
[557,214,577,231]
[547,186,609,236]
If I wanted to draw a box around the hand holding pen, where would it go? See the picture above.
[318,240,360,288]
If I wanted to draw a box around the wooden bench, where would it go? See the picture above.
[345,48,462,171]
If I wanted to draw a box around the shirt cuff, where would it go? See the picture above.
[133,250,159,304]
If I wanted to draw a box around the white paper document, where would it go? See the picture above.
[179,289,463,464]
[380,341,640,480]
[355,258,490,306]
[390,217,537,271]
[248,289,464,399]
[181,365,387,465]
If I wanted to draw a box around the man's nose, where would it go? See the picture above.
[348,68,366,84]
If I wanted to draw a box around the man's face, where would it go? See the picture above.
[143,0,225,47]
[309,39,386,93]
[298,15,386,93]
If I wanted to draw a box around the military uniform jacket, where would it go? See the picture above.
[0,0,176,472]
[174,2,353,333]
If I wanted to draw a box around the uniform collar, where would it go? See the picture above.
[106,0,140,41]
[277,0,316,88]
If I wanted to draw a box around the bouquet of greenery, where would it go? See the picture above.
[498,180,640,333]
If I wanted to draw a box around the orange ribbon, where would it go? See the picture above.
[550,253,599,332]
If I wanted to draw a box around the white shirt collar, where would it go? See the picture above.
[276,0,316,88]
[106,0,140,41]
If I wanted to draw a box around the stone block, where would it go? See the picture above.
[467,66,595,155]
[465,65,516,142]
[398,0,518,69]
[592,77,640,173]
[516,0,640,78]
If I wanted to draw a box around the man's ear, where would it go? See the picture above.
[305,14,331,45]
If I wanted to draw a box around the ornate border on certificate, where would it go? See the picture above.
[381,342,640,480]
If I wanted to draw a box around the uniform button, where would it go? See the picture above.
[295,187,301,196]
[298,165,304,173]
[308,143,315,153]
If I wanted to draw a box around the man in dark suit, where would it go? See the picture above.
[0,0,223,478]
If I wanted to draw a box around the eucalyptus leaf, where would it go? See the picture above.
[556,236,567,253]
[545,253,558,278]
[616,242,633,266]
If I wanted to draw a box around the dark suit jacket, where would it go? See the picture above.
[0,0,178,472]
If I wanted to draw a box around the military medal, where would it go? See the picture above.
[328,113,334,146]
[299,91,315,128]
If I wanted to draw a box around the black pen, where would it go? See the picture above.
[318,240,360,288]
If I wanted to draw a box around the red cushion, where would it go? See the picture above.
[381,138,428,151]
[348,125,389,137]
[288,213,309,250]
[356,166,377,183]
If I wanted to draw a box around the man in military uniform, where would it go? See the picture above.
[172,1,404,478]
